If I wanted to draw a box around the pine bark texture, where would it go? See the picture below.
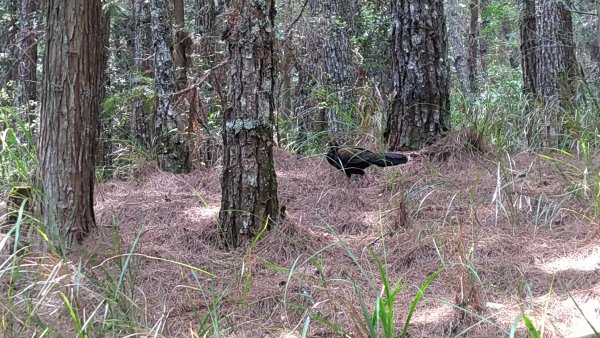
[151,0,189,172]
[447,0,470,101]
[467,0,479,96]
[313,0,356,132]
[536,0,577,143]
[292,0,357,150]
[280,38,293,120]
[595,2,600,92]
[386,0,450,151]
[277,0,295,123]
[16,0,37,108]
[173,0,189,90]
[219,0,279,249]
[195,0,227,68]
[132,0,152,142]
[478,0,490,77]
[310,0,357,132]
[37,0,105,252]
[295,26,324,144]
[519,0,537,95]
[1,0,18,90]
[195,0,220,29]
[597,3,600,90]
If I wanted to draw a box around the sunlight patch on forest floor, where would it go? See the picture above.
[539,243,600,273]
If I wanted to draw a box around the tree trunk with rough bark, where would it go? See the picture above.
[278,0,295,123]
[173,0,189,90]
[447,0,471,101]
[195,0,228,69]
[195,0,216,67]
[310,0,357,133]
[519,0,537,95]
[536,0,577,145]
[1,0,18,91]
[385,0,450,151]
[151,0,189,172]
[467,0,479,97]
[16,0,37,110]
[37,0,105,253]
[478,0,490,78]
[131,0,152,143]
[218,0,279,250]
[280,38,293,121]
[596,2,600,90]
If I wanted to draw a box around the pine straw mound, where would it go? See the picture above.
[71,135,600,337]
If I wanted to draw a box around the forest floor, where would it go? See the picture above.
[9,132,600,337]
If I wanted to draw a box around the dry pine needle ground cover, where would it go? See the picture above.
[3,132,600,337]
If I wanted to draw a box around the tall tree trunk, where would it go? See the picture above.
[131,0,152,143]
[96,9,111,167]
[294,57,323,152]
[447,0,471,101]
[596,2,600,91]
[309,0,357,133]
[151,0,189,172]
[385,0,450,151]
[195,0,216,67]
[219,0,279,249]
[16,0,37,110]
[37,0,105,253]
[280,38,293,120]
[191,0,227,165]
[467,0,479,97]
[195,0,228,69]
[519,0,537,95]
[277,0,294,125]
[173,0,189,90]
[478,0,490,78]
[536,0,577,145]
[1,0,18,91]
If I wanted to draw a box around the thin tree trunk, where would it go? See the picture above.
[519,0,537,95]
[173,0,189,90]
[195,0,216,67]
[37,0,105,253]
[280,38,293,120]
[478,0,490,78]
[447,0,471,101]
[294,59,323,152]
[16,0,37,110]
[219,0,279,249]
[131,0,152,143]
[467,0,479,97]
[151,0,189,172]
[596,2,600,90]
[1,0,18,91]
[278,0,294,125]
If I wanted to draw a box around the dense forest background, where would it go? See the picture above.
[1,0,600,337]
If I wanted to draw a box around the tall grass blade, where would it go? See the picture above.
[401,267,444,338]
[301,316,311,338]
[520,314,541,338]
[114,224,144,300]
[59,291,85,338]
